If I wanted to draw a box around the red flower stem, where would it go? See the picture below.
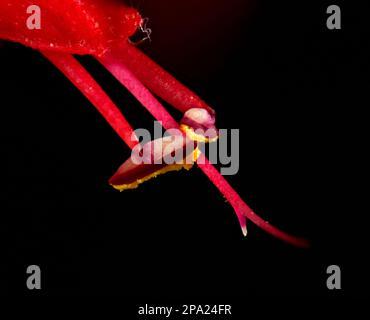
[98,52,179,130]
[98,52,309,247]
[99,51,248,234]
[41,51,138,149]
[108,43,215,115]
[42,48,308,246]
[197,154,309,247]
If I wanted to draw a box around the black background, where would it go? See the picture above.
[0,0,368,298]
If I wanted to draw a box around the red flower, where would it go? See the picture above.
[0,0,309,247]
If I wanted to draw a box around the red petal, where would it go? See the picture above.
[0,0,141,55]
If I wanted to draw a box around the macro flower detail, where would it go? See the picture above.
[110,133,200,191]
[0,0,309,247]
